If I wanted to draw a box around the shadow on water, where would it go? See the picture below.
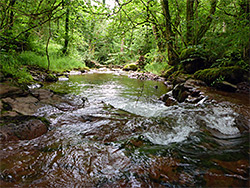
[1,71,249,187]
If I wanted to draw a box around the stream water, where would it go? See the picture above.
[1,70,249,187]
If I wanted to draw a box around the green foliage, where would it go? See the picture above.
[211,50,249,71]
[144,49,169,75]
[0,0,249,81]
[18,51,86,72]
[180,45,208,61]
[161,66,176,78]
[211,75,225,87]
[0,53,33,84]
[104,52,129,65]
[144,62,168,75]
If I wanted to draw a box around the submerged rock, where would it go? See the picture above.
[237,82,250,94]
[0,116,49,141]
[30,88,53,100]
[165,97,178,106]
[214,81,237,92]
[159,91,177,106]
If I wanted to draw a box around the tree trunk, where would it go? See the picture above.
[9,0,16,30]
[62,7,69,55]
[120,37,125,52]
[161,0,178,65]
[239,0,250,61]
[46,19,51,70]
[196,0,217,43]
[152,25,165,52]
[186,0,194,45]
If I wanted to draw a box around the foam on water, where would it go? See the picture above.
[200,105,240,135]
[106,99,168,117]
[145,125,195,145]
[142,104,240,145]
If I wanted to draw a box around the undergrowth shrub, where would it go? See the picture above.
[0,53,33,84]
[144,49,169,75]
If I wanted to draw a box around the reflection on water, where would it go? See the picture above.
[1,71,249,187]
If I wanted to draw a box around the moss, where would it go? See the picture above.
[80,67,90,71]
[194,66,246,85]
[36,116,50,127]
[123,63,138,71]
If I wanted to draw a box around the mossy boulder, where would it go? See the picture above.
[180,47,209,74]
[79,67,90,73]
[194,66,247,85]
[123,63,138,71]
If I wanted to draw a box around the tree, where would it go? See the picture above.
[62,2,70,55]
[0,0,65,52]
[160,0,178,65]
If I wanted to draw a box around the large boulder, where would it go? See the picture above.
[160,79,206,105]
[172,84,190,103]
[0,116,49,141]
[194,66,247,85]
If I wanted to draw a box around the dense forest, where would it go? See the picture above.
[0,0,249,86]
[1,1,250,187]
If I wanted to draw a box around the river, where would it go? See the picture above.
[1,70,249,187]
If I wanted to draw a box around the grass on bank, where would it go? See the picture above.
[18,51,86,72]
[144,50,169,75]
[0,49,86,84]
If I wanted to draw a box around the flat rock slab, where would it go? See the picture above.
[2,96,41,115]
[0,83,24,98]
[30,89,54,100]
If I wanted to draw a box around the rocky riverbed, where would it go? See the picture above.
[0,82,86,141]
[1,68,249,142]
[0,69,249,187]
